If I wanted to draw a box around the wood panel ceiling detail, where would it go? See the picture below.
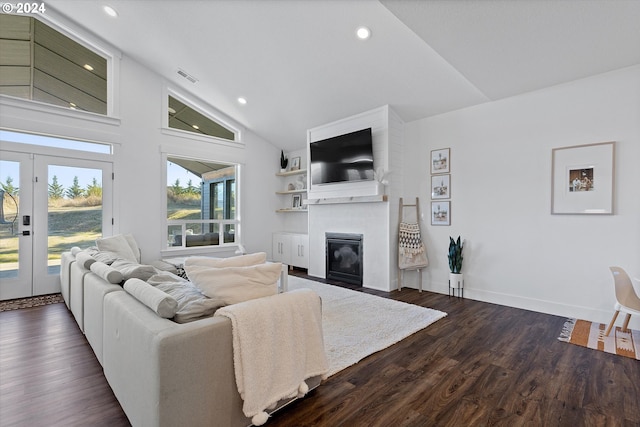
[0,14,107,115]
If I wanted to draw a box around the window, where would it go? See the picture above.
[0,14,108,114]
[168,96,236,141]
[166,156,239,249]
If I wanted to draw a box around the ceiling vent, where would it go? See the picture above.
[177,69,198,84]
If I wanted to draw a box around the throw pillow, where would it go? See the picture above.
[75,251,96,269]
[185,262,281,305]
[110,259,157,281]
[184,252,267,268]
[96,234,138,262]
[124,278,178,318]
[147,272,225,323]
[90,262,124,284]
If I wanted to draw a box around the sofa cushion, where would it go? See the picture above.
[124,278,177,318]
[185,262,281,305]
[90,261,124,284]
[111,259,158,281]
[184,252,267,268]
[147,272,225,323]
[96,234,138,262]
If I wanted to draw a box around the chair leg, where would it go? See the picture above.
[605,311,620,336]
[621,313,632,333]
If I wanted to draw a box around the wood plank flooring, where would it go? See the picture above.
[1,275,638,426]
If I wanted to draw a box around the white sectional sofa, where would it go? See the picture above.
[59,240,322,427]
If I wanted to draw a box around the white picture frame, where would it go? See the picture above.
[551,141,615,215]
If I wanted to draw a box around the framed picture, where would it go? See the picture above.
[431,148,450,174]
[431,174,450,199]
[431,201,450,226]
[292,194,302,209]
[551,141,615,215]
[291,156,301,171]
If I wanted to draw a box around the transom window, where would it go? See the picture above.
[168,96,236,141]
[0,14,108,114]
[166,156,238,249]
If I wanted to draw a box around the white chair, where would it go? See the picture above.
[604,266,640,336]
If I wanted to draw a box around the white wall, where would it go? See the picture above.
[404,65,640,329]
[0,53,282,268]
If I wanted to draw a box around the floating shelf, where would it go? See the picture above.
[275,208,308,213]
[276,189,307,195]
[276,168,307,177]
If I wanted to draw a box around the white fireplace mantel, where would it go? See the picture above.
[306,194,388,205]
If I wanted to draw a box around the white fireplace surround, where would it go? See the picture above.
[306,105,403,292]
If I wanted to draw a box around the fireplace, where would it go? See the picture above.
[326,233,363,285]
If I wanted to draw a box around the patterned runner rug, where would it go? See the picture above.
[558,318,639,360]
[0,294,64,312]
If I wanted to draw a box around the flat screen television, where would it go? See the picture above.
[310,128,374,185]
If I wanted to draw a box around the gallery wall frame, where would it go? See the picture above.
[431,201,450,226]
[431,174,451,199]
[551,141,615,215]
[431,148,450,174]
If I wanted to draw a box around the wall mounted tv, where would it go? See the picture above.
[310,127,374,185]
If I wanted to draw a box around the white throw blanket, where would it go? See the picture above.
[215,289,328,425]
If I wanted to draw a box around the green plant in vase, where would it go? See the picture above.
[448,235,463,273]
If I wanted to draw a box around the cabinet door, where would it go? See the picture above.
[272,233,291,264]
[290,234,309,269]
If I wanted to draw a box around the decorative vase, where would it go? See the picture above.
[449,272,464,289]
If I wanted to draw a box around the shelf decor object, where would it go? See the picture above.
[551,141,615,215]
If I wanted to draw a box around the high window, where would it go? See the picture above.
[168,96,236,141]
[166,156,239,249]
[0,14,108,114]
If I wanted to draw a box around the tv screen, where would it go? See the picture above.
[310,128,374,185]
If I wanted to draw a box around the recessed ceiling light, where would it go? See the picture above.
[168,107,176,115]
[356,26,371,40]
[192,124,199,130]
[237,97,247,105]
[69,102,77,109]
[83,64,94,71]
[103,5,118,17]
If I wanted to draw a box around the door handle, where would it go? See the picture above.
[22,231,30,236]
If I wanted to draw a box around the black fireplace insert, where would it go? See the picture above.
[325,232,363,286]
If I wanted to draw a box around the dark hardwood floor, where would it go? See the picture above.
[2,273,638,426]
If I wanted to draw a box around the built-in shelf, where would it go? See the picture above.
[307,194,388,205]
[276,168,308,213]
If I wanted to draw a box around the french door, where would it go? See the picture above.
[0,150,112,300]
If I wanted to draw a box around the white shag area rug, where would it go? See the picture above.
[288,276,447,376]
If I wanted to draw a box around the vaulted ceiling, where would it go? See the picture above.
[46,0,640,150]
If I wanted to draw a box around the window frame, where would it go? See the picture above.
[161,151,242,256]
[0,10,121,118]
[161,87,243,147]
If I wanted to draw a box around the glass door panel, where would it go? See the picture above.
[33,157,112,295]
[0,152,33,300]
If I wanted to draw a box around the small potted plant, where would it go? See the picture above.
[280,150,288,173]
[448,235,464,289]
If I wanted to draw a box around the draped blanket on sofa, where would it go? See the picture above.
[215,288,328,425]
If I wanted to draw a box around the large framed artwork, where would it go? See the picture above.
[431,201,450,226]
[551,141,615,215]
[431,148,450,174]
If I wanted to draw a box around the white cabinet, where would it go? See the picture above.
[272,232,308,269]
